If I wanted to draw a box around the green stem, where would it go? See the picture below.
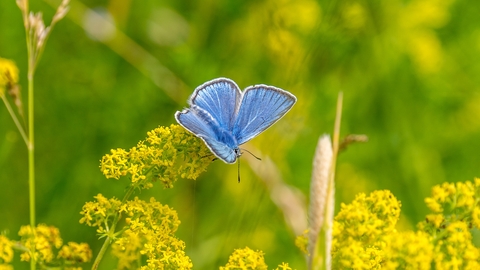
[91,185,136,270]
[323,92,343,270]
[91,236,110,270]
[28,71,35,225]
[28,69,36,270]
[1,95,29,146]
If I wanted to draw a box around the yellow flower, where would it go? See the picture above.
[433,221,480,269]
[58,242,92,263]
[100,124,213,189]
[220,247,268,270]
[332,190,401,269]
[0,235,13,263]
[16,224,91,268]
[425,213,444,228]
[331,180,480,270]
[472,207,480,228]
[422,180,480,230]
[0,264,13,270]
[294,230,308,255]
[275,262,294,270]
[383,231,433,269]
[18,224,63,263]
[0,58,19,95]
[79,194,122,232]
[110,197,192,269]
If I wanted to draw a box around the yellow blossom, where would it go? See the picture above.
[294,230,308,255]
[0,58,19,95]
[333,190,400,244]
[329,180,480,270]
[16,224,91,268]
[472,207,480,228]
[18,224,63,263]
[332,190,401,269]
[422,180,480,230]
[220,247,268,270]
[100,124,213,189]
[58,242,92,264]
[79,194,122,233]
[275,262,294,270]
[107,196,191,269]
[0,264,13,270]
[425,213,444,228]
[433,221,480,269]
[0,235,13,264]
[383,231,433,269]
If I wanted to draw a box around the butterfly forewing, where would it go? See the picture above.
[189,78,241,131]
[175,105,218,140]
[233,85,296,145]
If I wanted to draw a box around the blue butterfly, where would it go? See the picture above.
[175,78,297,164]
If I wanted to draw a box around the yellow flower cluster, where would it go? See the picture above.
[112,196,191,269]
[0,58,19,96]
[79,194,122,233]
[332,179,480,269]
[220,247,268,270]
[100,124,213,189]
[18,224,64,262]
[423,179,480,228]
[294,229,308,255]
[419,178,480,269]
[332,190,401,269]
[382,231,433,269]
[433,221,480,269]
[220,247,294,270]
[2,224,93,269]
[0,235,13,268]
[81,194,191,269]
[58,242,93,267]
[275,262,294,270]
[0,264,12,270]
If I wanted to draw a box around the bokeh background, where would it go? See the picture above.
[1,0,480,268]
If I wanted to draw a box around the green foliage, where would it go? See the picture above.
[1,0,480,269]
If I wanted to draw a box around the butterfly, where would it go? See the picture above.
[175,77,296,164]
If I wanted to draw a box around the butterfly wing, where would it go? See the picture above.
[233,85,296,145]
[189,78,242,131]
[175,105,238,164]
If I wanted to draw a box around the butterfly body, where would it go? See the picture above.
[175,78,296,164]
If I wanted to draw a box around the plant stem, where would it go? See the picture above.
[1,95,29,146]
[28,71,35,226]
[91,236,110,270]
[323,92,343,270]
[28,66,36,270]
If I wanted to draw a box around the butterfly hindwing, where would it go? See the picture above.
[233,85,297,145]
[200,136,237,163]
[189,78,241,131]
[175,105,237,163]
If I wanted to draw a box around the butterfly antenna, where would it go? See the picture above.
[241,148,262,161]
[237,158,241,183]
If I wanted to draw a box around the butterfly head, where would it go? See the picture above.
[234,148,242,159]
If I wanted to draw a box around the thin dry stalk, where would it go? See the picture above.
[244,151,307,236]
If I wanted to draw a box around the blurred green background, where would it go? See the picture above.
[1,0,480,268]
